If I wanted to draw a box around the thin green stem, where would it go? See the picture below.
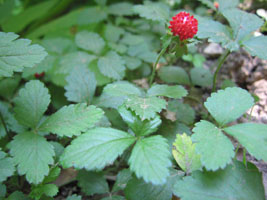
[212,50,231,92]
[0,112,8,136]
[149,48,167,87]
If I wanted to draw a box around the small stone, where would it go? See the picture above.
[204,43,224,58]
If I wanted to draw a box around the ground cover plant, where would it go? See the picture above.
[0,0,267,199]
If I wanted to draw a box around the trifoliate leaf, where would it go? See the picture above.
[118,105,161,137]
[75,31,105,54]
[77,170,109,196]
[133,2,170,22]
[14,80,50,128]
[0,149,15,182]
[98,51,126,80]
[190,67,213,87]
[158,66,190,85]
[108,2,134,16]
[125,169,181,200]
[204,87,254,126]
[223,8,264,43]
[103,81,142,97]
[148,84,187,99]
[192,120,234,171]
[224,123,267,161]
[30,184,58,200]
[9,132,55,184]
[112,169,132,193]
[125,96,167,121]
[129,135,171,185]
[39,104,104,137]
[60,128,136,170]
[78,6,107,25]
[172,133,201,173]
[65,66,96,104]
[243,36,267,60]
[0,32,47,77]
[58,51,96,74]
[173,161,265,200]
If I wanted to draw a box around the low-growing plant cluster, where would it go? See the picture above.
[0,0,267,199]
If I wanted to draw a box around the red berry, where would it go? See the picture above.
[168,12,198,41]
[34,72,45,78]
[214,2,219,9]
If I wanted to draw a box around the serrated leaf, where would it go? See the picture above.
[148,84,187,99]
[190,67,213,87]
[30,184,58,200]
[43,166,61,184]
[108,2,134,16]
[42,37,75,55]
[133,2,169,22]
[173,161,265,200]
[123,56,142,70]
[104,24,125,42]
[58,51,96,74]
[243,36,267,60]
[78,6,107,25]
[112,169,132,193]
[65,66,96,104]
[6,191,30,200]
[0,149,15,182]
[103,81,142,97]
[77,170,109,196]
[129,135,171,185]
[158,66,190,85]
[192,120,234,170]
[224,123,267,161]
[39,104,104,137]
[204,87,254,126]
[223,8,264,43]
[0,32,47,77]
[118,105,161,137]
[14,80,50,128]
[75,31,105,54]
[172,133,201,173]
[9,132,55,184]
[125,169,181,200]
[60,128,136,170]
[98,51,126,80]
[125,96,167,121]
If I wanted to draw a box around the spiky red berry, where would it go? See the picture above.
[169,12,198,41]
[34,72,45,78]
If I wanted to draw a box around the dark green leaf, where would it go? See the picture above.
[147,84,187,99]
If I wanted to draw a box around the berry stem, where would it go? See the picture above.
[212,49,230,92]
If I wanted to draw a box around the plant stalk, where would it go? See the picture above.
[212,50,231,92]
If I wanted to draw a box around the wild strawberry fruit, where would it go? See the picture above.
[169,12,198,41]
[34,72,45,78]
[214,2,219,9]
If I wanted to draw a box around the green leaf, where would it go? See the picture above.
[173,161,265,200]
[39,104,104,137]
[7,191,30,200]
[104,24,125,43]
[14,80,51,128]
[224,123,267,161]
[125,169,181,200]
[0,149,15,182]
[190,67,213,87]
[217,0,239,11]
[123,56,142,70]
[148,84,187,99]
[78,6,107,25]
[192,120,234,170]
[125,96,167,121]
[30,184,58,200]
[98,51,126,80]
[133,2,169,22]
[66,195,82,200]
[0,183,6,198]
[41,37,75,55]
[75,31,105,54]
[0,0,15,25]
[9,132,55,184]
[172,133,201,173]
[60,128,136,170]
[118,105,161,137]
[112,169,132,192]
[129,135,171,185]
[58,51,96,74]
[65,66,96,104]
[108,2,134,16]
[103,81,142,97]
[223,8,264,43]
[0,32,47,77]
[204,87,254,126]
[158,66,190,85]
[243,36,267,60]
[77,170,109,196]
[0,75,20,100]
